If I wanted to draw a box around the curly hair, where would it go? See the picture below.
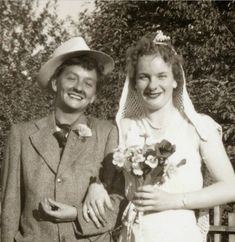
[126,33,183,87]
[48,55,104,93]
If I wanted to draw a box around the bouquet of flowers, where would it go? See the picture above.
[112,138,182,200]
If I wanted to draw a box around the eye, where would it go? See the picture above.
[137,74,149,81]
[85,80,94,88]
[158,74,167,79]
[66,75,76,81]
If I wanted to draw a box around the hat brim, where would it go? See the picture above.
[37,50,114,88]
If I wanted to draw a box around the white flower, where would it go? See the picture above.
[133,168,143,176]
[153,30,171,44]
[131,162,143,176]
[113,158,125,167]
[145,155,158,168]
[77,124,92,137]
[112,148,126,168]
[132,153,145,163]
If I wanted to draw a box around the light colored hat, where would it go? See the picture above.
[37,37,115,88]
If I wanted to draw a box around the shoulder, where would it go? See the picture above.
[8,115,49,136]
[119,118,139,130]
[89,116,117,134]
[199,114,222,138]
[198,114,224,156]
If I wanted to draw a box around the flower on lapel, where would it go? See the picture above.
[76,124,92,139]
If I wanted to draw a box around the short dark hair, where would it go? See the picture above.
[48,55,105,93]
[126,33,183,88]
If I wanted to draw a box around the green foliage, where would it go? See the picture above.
[78,0,235,163]
[0,0,71,166]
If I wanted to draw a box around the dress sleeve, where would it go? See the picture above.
[1,125,22,242]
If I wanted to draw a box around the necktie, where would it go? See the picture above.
[54,121,71,148]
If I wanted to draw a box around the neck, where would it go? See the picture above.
[145,100,178,129]
[55,107,83,125]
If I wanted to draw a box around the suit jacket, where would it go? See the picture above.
[1,113,125,242]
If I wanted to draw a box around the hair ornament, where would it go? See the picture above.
[153,30,171,45]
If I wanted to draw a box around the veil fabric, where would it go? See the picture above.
[116,66,213,145]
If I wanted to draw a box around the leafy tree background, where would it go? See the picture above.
[0,0,71,169]
[0,0,234,237]
[78,0,235,165]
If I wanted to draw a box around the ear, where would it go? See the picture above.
[173,80,177,88]
[90,95,96,104]
[51,79,58,93]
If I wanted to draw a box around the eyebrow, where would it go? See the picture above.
[65,71,97,80]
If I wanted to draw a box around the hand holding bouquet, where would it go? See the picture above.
[112,138,178,200]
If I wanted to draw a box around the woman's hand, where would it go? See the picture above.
[83,183,113,228]
[41,198,77,222]
[133,185,182,212]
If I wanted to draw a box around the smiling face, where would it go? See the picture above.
[51,65,97,113]
[135,54,177,112]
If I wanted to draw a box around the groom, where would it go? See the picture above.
[1,37,124,242]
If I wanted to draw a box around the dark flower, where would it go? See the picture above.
[155,139,176,159]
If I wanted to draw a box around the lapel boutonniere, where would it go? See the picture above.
[75,124,92,141]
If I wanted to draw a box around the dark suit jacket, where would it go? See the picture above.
[1,113,125,242]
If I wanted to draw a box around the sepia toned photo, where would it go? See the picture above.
[1,1,235,242]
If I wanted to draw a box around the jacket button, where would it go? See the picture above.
[56,177,62,183]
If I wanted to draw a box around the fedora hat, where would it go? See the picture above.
[37,37,115,88]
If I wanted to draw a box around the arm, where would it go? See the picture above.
[80,119,130,227]
[1,125,22,242]
[179,121,235,209]
[76,125,126,236]
[133,119,235,211]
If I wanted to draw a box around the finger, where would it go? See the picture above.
[41,198,51,213]
[91,202,106,226]
[134,192,153,199]
[41,203,60,218]
[136,205,154,212]
[45,209,61,218]
[133,199,155,206]
[104,196,114,211]
[96,200,107,222]
[47,198,63,209]
[82,204,90,223]
[87,207,102,228]
[137,185,155,192]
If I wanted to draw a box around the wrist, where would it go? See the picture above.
[174,193,188,209]
[71,206,78,221]
[180,194,188,209]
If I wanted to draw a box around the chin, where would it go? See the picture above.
[61,102,83,112]
[144,101,162,110]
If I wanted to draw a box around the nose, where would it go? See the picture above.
[148,76,159,90]
[73,79,83,91]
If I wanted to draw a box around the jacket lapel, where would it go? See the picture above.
[59,115,96,172]
[30,113,60,174]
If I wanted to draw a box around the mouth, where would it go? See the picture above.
[68,93,84,100]
[144,91,162,99]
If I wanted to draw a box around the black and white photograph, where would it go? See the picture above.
[0,1,235,242]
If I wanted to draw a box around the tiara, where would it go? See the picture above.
[153,30,171,45]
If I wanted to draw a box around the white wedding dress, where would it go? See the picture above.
[118,114,204,242]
